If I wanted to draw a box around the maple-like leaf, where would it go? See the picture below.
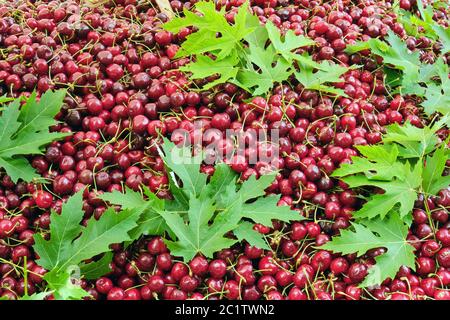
[159,137,208,198]
[43,267,88,300]
[422,144,450,195]
[203,162,238,206]
[243,11,268,48]
[161,196,241,261]
[79,252,113,280]
[33,191,140,299]
[265,20,315,61]
[180,54,239,90]
[33,192,85,270]
[234,221,270,250]
[373,30,421,80]
[159,142,300,260]
[382,120,444,159]
[20,292,52,300]
[295,60,349,96]
[236,44,292,96]
[0,90,69,182]
[98,186,167,240]
[341,162,422,220]
[164,1,254,60]
[321,213,416,287]
[432,24,450,54]
[241,195,302,226]
[421,58,450,118]
[333,144,404,181]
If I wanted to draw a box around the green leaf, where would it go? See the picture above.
[164,1,255,60]
[98,186,168,240]
[234,221,270,250]
[321,213,415,287]
[160,137,208,197]
[17,90,67,136]
[204,162,238,206]
[180,54,239,90]
[161,196,241,261]
[98,187,147,209]
[265,20,315,61]
[383,121,443,158]
[295,60,349,96]
[0,95,14,104]
[33,192,140,299]
[333,144,404,181]
[43,267,89,300]
[241,195,302,226]
[239,173,276,202]
[79,252,113,280]
[243,12,268,48]
[342,162,422,220]
[0,90,69,182]
[372,30,421,81]
[0,99,21,147]
[20,292,52,300]
[33,192,85,270]
[421,58,450,118]
[422,144,450,195]
[432,24,450,54]
[0,157,39,183]
[237,44,292,96]
[62,208,139,270]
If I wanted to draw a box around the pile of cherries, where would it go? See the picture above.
[0,0,448,300]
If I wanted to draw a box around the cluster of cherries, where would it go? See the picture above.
[0,0,448,300]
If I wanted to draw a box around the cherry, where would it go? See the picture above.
[107,287,125,300]
[208,259,227,279]
[96,277,113,294]
[33,191,53,209]
[293,264,314,288]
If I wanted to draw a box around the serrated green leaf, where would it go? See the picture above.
[0,95,14,104]
[0,157,39,183]
[33,191,141,297]
[61,208,139,271]
[432,24,450,54]
[160,137,208,197]
[421,58,450,118]
[180,54,239,90]
[98,186,147,209]
[234,221,270,250]
[422,144,450,195]
[244,11,268,48]
[204,162,238,207]
[345,40,373,54]
[383,121,443,158]
[17,90,67,136]
[237,44,292,96]
[241,195,302,226]
[321,213,415,287]
[79,252,113,280]
[0,99,21,148]
[295,60,349,96]
[342,162,422,220]
[161,196,241,261]
[33,192,85,270]
[239,173,276,202]
[44,267,88,300]
[333,144,404,181]
[265,20,315,61]
[0,90,69,182]
[164,1,254,60]
[98,185,169,240]
[20,292,52,300]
